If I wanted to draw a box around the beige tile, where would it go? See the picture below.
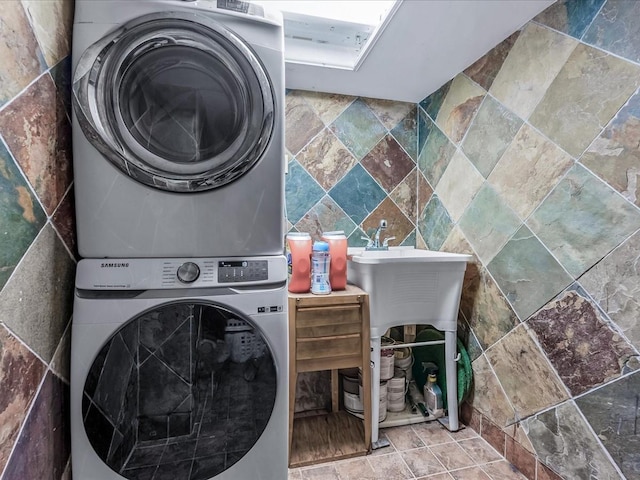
[334,457,378,480]
[448,426,480,441]
[363,97,415,130]
[412,421,456,446]
[436,150,485,222]
[384,425,426,451]
[435,74,485,144]
[486,325,569,421]
[469,355,517,427]
[0,2,45,105]
[530,43,640,158]
[429,443,476,471]
[450,466,492,480]
[21,0,72,68]
[0,224,75,362]
[481,460,529,480]
[458,437,503,465]
[489,23,577,120]
[367,452,414,480]
[298,464,340,479]
[487,124,574,220]
[300,91,356,126]
[289,468,303,479]
[416,474,454,480]
[401,447,447,477]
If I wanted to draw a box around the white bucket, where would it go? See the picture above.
[344,391,364,413]
[393,347,413,381]
[380,337,395,381]
[387,375,406,412]
[379,381,388,421]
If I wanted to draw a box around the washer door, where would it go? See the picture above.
[73,11,274,192]
[82,301,277,479]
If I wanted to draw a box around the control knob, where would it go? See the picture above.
[177,262,200,283]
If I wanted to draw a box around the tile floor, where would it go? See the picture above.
[288,421,528,480]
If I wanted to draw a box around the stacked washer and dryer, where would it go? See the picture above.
[70,1,287,479]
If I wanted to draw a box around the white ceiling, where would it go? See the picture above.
[283,0,555,103]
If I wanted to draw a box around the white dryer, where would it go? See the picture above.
[71,256,288,480]
[72,0,285,258]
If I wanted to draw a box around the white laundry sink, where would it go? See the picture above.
[347,247,472,338]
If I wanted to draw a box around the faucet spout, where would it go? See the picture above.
[367,219,389,250]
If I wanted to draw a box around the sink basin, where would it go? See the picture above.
[347,247,472,337]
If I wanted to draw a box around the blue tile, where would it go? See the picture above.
[348,227,370,247]
[527,164,640,278]
[536,0,606,39]
[400,229,416,247]
[329,164,386,225]
[418,194,454,250]
[419,80,452,121]
[284,160,325,225]
[418,116,456,187]
[583,0,640,63]
[487,225,572,320]
[330,99,386,160]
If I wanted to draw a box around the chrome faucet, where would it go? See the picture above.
[361,219,395,250]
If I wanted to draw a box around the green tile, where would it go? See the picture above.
[487,226,573,320]
[462,96,523,178]
[458,184,521,264]
[417,117,456,188]
[0,144,46,289]
[330,99,386,160]
[527,164,640,278]
[418,195,453,250]
[530,43,640,158]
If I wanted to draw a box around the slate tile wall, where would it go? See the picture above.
[0,1,74,479]
[417,1,640,478]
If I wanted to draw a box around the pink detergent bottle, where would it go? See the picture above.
[286,232,311,293]
[321,231,348,290]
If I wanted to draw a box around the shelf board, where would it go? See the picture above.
[289,411,368,468]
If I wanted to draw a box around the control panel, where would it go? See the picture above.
[218,260,268,283]
[77,256,285,290]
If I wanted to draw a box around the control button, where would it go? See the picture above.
[177,262,200,283]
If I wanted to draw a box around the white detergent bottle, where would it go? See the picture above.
[311,241,331,294]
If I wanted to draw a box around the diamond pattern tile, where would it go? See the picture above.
[330,98,387,160]
[329,164,386,225]
[284,159,324,224]
[361,134,414,193]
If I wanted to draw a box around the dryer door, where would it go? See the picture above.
[73,11,274,192]
[81,301,278,479]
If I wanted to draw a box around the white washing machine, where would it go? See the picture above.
[70,256,288,480]
[72,0,285,258]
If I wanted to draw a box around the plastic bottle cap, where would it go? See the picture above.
[313,241,330,251]
[287,232,311,238]
[322,231,346,237]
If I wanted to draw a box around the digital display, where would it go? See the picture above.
[218,261,247,268]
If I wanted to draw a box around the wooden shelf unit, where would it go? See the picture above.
[288,285,371,468]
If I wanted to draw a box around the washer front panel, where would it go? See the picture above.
[73,10,274,192]
[71,285,288,480]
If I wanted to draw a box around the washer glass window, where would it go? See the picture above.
[82,302,277,479]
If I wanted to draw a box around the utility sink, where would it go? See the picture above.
[347,247,472,338]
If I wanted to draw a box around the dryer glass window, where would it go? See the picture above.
[82,302,277,480]
[73,12,277,192]
[119,45,245,165]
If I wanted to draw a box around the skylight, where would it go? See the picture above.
[252,0,399,70]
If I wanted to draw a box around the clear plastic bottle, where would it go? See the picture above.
[321,230,347,290]
[311,241,331,294]
[424,372,443,417]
